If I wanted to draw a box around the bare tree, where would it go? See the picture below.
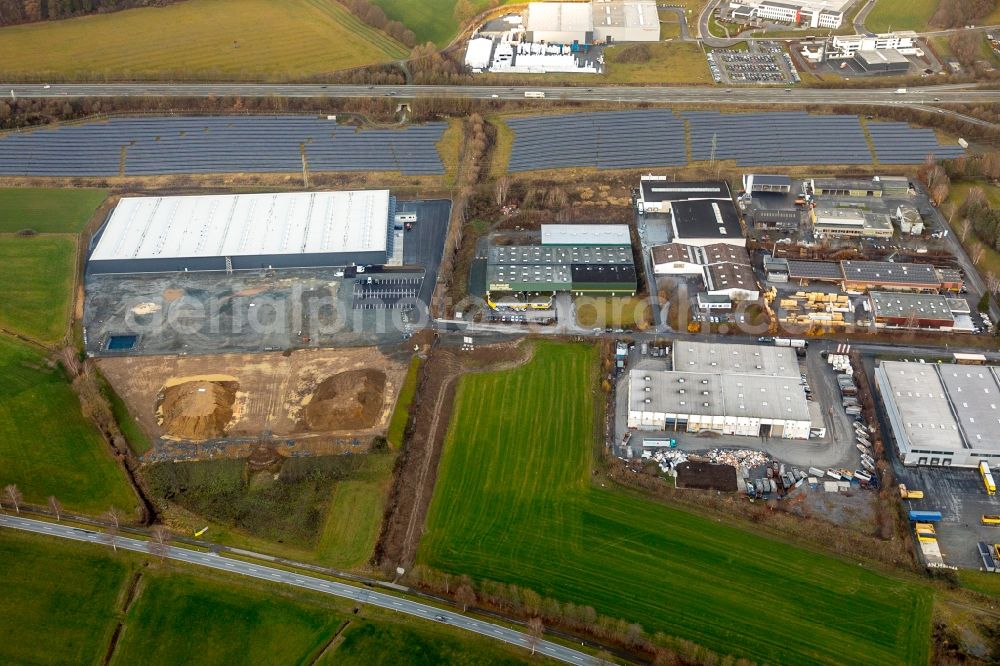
[103,507,123,553]
[988,271,1000,295]
[972,244,987,266]
[149,525,171,562]
[526,616,544,655]
[494,175,511,206]
[959,218,972,242]
[455,583,476,612]
[4,484,22,514]
[48,496,62,521]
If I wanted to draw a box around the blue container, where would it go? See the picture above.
[908,510,942,523]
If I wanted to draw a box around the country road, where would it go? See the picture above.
[5,82,1000,109]
[0,514,597,666]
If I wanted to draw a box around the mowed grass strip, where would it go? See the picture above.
[0,531,129,666]
[388,356,423,447]
[0,0,407,81]
[0,234,76,342]
[0,188,107,233]
[420,341,932,665]
[865,0,939,33]
[0,335,136,514]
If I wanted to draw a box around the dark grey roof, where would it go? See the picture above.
[786,260,842,280]
[749,174,792,187]
[672,199,743,241]
[641,180,732,204]
[841,261,940,286]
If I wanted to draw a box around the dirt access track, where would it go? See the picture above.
[99,347,408,450]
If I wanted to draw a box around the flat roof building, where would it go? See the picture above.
[870,291,955,330]
[525,0,659,44]
[541,224,631,245]
[812,207,893,239]
[748,207,802,231]
[743,174,793,194]
[728,0,847,29]
[876,361,1000,467]
[628,342,810,438]
[88,190,393,274]
[637,177,733,214]
[810,177,882,197]
[842,260,940,291]
[671,199,746,247]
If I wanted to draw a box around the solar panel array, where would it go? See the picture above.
[507,110,686,172]
[0,116,446,176]
[866,121,965,164]
[686,111,873,166]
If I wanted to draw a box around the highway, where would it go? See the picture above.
[0,514,597,666]
[6,82,1000,107]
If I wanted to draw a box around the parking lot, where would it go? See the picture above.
[708,42,798,85]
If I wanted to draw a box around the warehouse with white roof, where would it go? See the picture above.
[876,360,1000,467]
[627,342,811,439]
[88,190,394,274]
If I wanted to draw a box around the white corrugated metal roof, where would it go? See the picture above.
[541,224,631,246]
[91,190,389,261]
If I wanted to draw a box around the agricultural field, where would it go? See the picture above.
[0,188,107,233]
[420,341,933,665]
[865,0,939,33]
[0,530,537,665]
[0,235,76,342]
[372,0,500,46]
[0,335,137,515]
[0,0,407,81]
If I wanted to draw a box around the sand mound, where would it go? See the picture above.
[158,380,238,440]
[303,370,386,431]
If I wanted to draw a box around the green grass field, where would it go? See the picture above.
[0,0,407,81]
[388,356,422,447]
[865,0,939,33]
[945,181,1000,281]
[0,531,128,665]
[0,530,536,665]
[0,335,136,514]
[372,0,498,46]
[0,234,77,343]
[420,341,933,665]
[0,188,107,233]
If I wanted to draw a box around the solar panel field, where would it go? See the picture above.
[505,110,965,171]
[419,340,934,665]
[0,116,447,177]
[0,0,408,81]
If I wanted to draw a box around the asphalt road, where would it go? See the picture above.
[0,514,596,666]
[6,82,1000,107]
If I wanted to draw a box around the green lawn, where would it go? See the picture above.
[114,573,341,665]
[98,371,152,455]
[388,356,422,447]
[604,42,712,84]
[420,341,933,665]
[0,234,77,343]
[325,621,531,665]
[0,0,407,81]
[0,335,137,514]
[0,531,129,666]
[945,181,1000,281]
[0,529,537,665]
[865,0,939,33]
[0,188,107,233]
[372,0,499,46]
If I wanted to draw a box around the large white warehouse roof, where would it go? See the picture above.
[92,190,390,262]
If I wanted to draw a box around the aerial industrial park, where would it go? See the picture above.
[6,0,1000,664]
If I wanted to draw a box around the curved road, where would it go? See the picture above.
[7,82,1000,107]
[0,514,597,666]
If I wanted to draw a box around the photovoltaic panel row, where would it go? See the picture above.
[685,111,873,166]
[0,116,447,176]
[507,110,686,172]
[866,122,966,164]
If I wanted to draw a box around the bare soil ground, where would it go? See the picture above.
[373,338,534,569]
[99,346,407,449]
[675,461,738,492]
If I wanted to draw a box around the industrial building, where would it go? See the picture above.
[724,0,847,29]
[671,199,746,247]
[747,207,802,231]
[853,49,910,74]
[869,292,955,330]
[88,190,394,274]
[636,177,733,214]
[705,262,759,301]
[803,32,920,65]
[627,341,811,438]
[895,204,923,235]
[524,0,659,44]
[842,261,941,292]
[650,242,757,308]
[810,177,883,198]
[812,207,893,239]
[486,224,636,295]
[743,174,793,194]
[876,361,1000,467]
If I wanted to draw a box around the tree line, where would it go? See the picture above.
[336,0,416,48]
[0,0,176,26]
[930,0,996,29]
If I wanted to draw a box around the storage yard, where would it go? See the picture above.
[0,116,448,176]
[503,110,964,172]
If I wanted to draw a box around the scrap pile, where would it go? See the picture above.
[641,449,688,473]
[707,448,769,468]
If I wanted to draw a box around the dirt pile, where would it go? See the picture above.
[158,379,238,440]
[303,370,386,431]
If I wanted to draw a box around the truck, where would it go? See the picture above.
[915,523,936,541]
[981,461,997,496]
[524,91,546,98]
[899,484,924,500]
[919,539,945,567]
[774,337,807,349]
[895,88,908,94]
[909,510,942,522]
[978,542,997,572]
[982,515,1000,526]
